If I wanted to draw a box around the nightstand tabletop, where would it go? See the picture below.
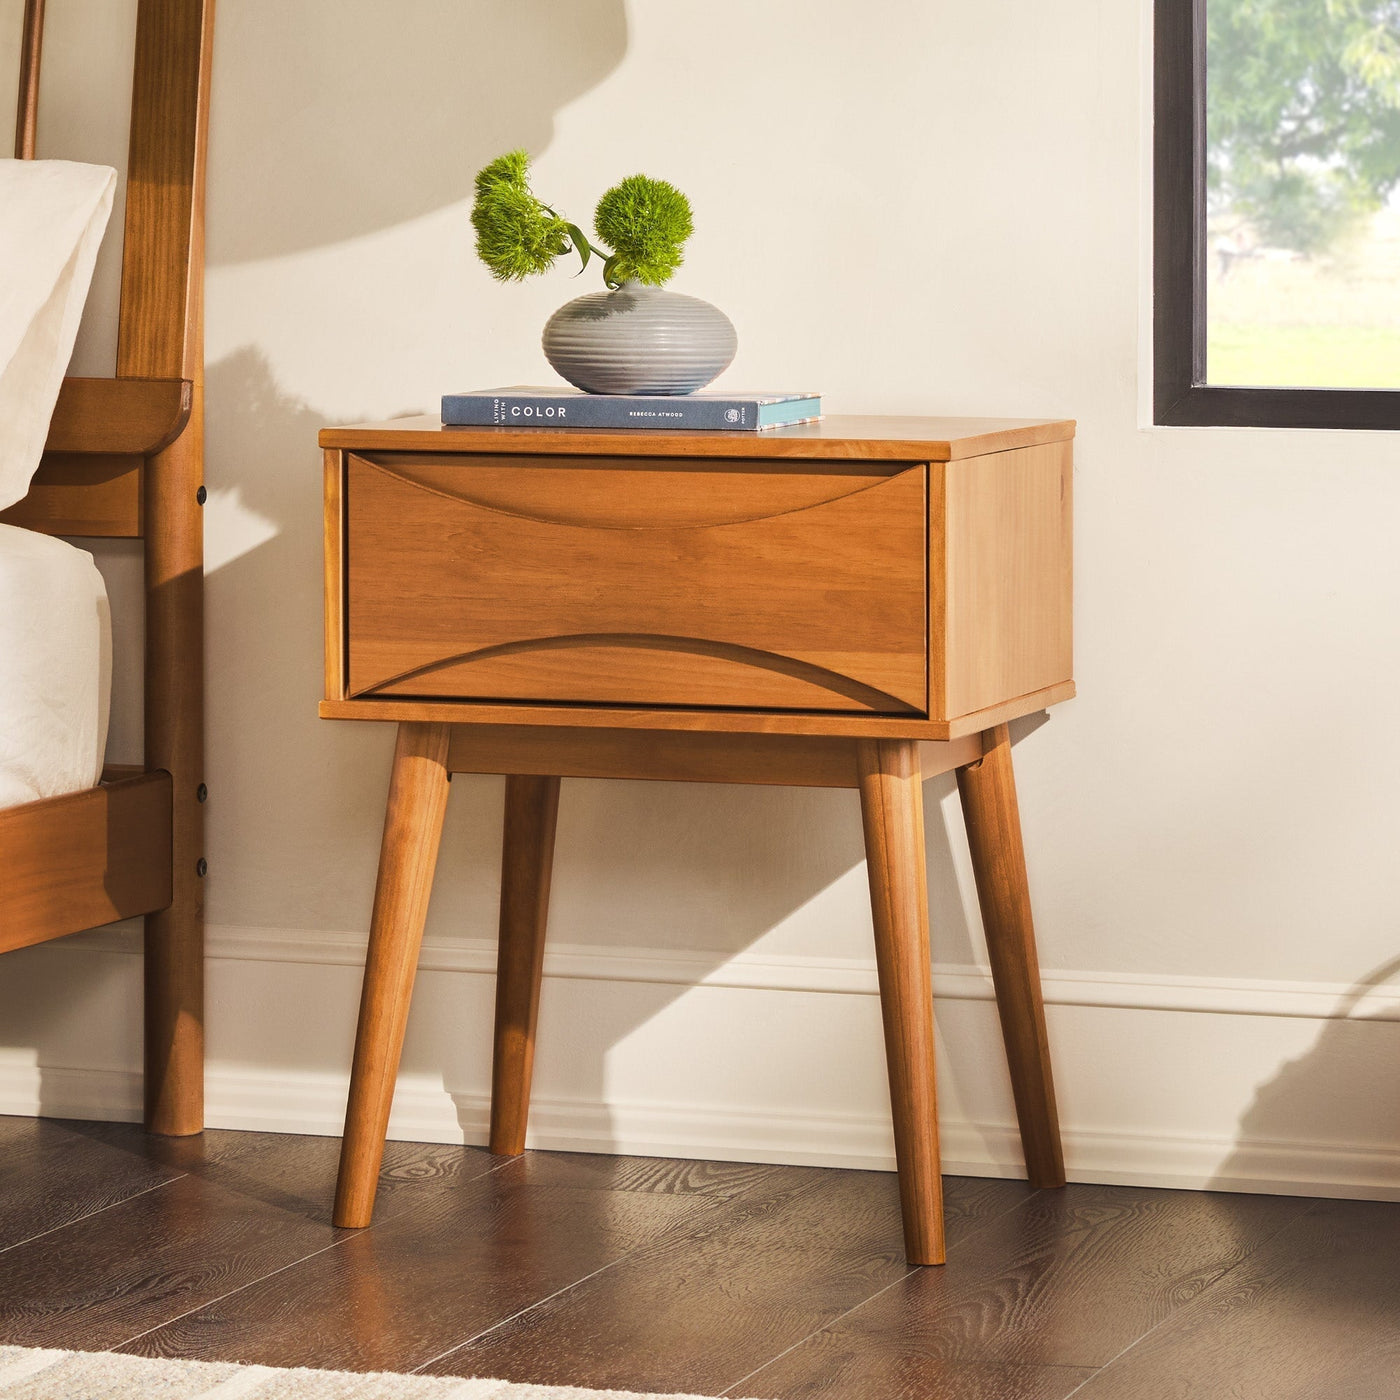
[319,412,1076,462]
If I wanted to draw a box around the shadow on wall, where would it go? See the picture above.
[206,0,630,264]
[1211,956,1400,1197]
[431,769,987,1147]
[200,347,392,929]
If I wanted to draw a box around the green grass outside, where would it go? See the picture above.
[1207,324,1400,389]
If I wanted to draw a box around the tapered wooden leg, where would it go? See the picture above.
[857,738,945,1266]
[334,722,451,1228]
[489,775,561,1155]
[143,420,206,1137]
[956,723,1065,1189]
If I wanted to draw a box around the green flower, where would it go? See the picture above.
[470,149,570,282]
[594,174,694,286]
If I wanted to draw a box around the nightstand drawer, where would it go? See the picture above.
[343,453,928,714]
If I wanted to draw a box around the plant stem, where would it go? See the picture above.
[553,212,619,288]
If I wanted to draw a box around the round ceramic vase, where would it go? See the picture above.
[542,280,738,395]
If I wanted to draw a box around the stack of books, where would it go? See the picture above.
[441,386,822,433]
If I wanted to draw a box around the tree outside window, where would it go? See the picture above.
[1206,0,1400,388]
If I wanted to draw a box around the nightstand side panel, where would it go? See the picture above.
[942,438,1074,721]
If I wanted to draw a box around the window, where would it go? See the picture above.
[1155,0,1400,427]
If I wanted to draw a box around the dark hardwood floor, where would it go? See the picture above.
[0,1114,1395,1398]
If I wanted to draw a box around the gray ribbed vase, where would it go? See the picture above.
[542,280,737,395]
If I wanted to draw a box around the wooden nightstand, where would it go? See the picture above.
[319,413,1074,1265]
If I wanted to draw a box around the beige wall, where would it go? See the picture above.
[3,0,1399,1196]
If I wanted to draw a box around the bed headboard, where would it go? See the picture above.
[2,0,214,541]
[5,0,214,1136]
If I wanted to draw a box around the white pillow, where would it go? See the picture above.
[0,159,116,511]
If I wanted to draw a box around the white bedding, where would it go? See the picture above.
[0,159,119,810]
[0,526,111,810]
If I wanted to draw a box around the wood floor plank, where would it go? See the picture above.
[488,1148,779,1200]
[938,1175,1039,1243]
[0,1124,503,1353]
[121,1150,767,1374]
[1069,1198,1400,1400]
[735,1361,1096,1400]
[420,1172,1032,1395]
[171,1128,502,1223]
[0,1172,340,1351]
[0,1116,185,1251]
[41,1121,502,1224]
[733,1181,1312,1395]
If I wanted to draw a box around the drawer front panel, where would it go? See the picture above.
[345,454,927,714]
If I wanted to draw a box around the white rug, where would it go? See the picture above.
[0,1347,753,1399]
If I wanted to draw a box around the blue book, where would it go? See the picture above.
[442,386,822,432]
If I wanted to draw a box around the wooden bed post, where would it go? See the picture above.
[117,0,217,1137]
[13,0,45,160]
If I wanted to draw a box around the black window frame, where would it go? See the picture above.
[1154,0,1400,429]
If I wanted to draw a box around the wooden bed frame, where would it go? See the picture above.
[0,0,213,1136]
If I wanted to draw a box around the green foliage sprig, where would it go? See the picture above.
[471,149,694,290]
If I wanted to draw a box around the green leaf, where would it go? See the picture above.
[564,222,592,274]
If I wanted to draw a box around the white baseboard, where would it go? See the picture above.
[61,922,1400,1022]
[17,923,1400,1203]
[5,1055,1398,1203]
